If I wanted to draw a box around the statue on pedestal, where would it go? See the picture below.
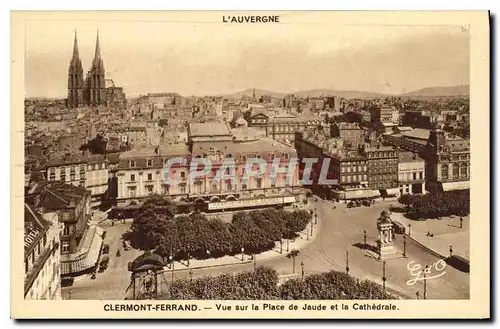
[377,210,396,260]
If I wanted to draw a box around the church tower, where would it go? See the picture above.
[67,30,84,108]
[84,31,106,107]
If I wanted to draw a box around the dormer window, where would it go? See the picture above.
[147,159,153,167]
[130,160,136,168]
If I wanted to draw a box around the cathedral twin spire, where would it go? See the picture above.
[67,30,106,108]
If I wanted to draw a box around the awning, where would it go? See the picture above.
[442,181,470,191]
[60,226,104,276]
[334,189,381,200]
[384,188,400,196]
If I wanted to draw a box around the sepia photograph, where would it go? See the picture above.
[11,10,490,319]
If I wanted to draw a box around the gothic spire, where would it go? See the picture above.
[72,30,79,59]
[94,30,101,61]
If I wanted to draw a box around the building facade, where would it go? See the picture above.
[398,152,426,195]
[116,122,301,211]
[360,144,399,194]
[330,122,364,148]
[46,153,109,207]
[383,128,470,192]
[24,205,63,300]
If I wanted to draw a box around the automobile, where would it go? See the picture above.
[392,221,406,234]
[362,199,372,207]
[446,255,470,273]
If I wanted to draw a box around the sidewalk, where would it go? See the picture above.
[392,213,470,260]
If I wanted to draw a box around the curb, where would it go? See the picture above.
[405,234,448,260]
[165,260,253,273]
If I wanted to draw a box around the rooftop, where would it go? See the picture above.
[189,122,231,137]
[401,128,431,140]
[26,181,89,211]
[399,151,424,163]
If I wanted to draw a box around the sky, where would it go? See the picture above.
[24,18,470,98]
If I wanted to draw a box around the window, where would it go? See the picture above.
[146,185,154,195]
[241,183,247,190]
[147,159,153,167]
[452,163,459,179]
[412,172,417,180]
[460,163,468,177]
[180,184,186,194]
[256,178,262,189]
[162,184,170,195]
[62,242,70,253]
[80,164,85,172]
[130,174,136,182]
[419,172,423,180]
[441,164,449,180]
[181,171,186,179]
[130,160,136,168]
[147,173,153,181]
[128,186,136,197]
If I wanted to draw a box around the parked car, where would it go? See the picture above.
[392,221,406,234]
[446,255,470,273]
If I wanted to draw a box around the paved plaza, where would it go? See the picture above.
[62,199,469,300]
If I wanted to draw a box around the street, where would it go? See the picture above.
[63,200,469,300]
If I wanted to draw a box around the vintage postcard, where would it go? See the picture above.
[11,11,490,319]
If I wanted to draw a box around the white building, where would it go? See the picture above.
[24,205,63,300]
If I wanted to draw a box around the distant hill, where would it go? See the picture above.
[402,85,469,97]
[289,89,385,99]
[222,88,384,100]
[222,88,286,99]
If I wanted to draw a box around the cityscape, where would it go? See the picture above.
[23,23,471,302]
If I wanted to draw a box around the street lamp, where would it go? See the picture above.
[345,250,350,275]
[169,255,175,282]
[286,229,290,252]
[408,224,411,237]
[363,229,367,248]
[280,233,283,254]
[241,247,245,261]
[460,217,463,229]
[68,289,72,300]
[301,261,305,279]
[449,245,453,258]
[382,260,387,293]
[423,265,428,300]
[403,235,407,258]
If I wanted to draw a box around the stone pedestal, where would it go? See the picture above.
[377,212,397,260]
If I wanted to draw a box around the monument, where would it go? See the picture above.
[126,250,165,300]
[376,210,397,260]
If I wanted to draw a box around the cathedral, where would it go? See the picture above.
[67,31,109,108]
